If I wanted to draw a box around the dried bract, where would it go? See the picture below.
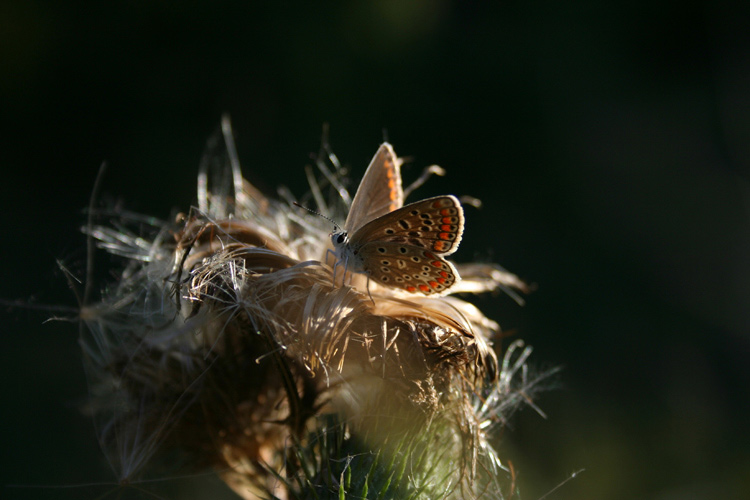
[80,118,543,499]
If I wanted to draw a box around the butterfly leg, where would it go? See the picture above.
[328,249,351,290]
[364,271,375,305]
[341,256,352,288]
[326,248,338,287]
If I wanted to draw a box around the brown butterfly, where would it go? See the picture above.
[331,143,464,295]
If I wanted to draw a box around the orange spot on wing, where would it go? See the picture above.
[439,232,451,240]
[440,224,452,231]
[431,260,442,267]
[437,277,446,284]
[419,284,431,293]
[439,270,449,278]
[384,160,398,203]
[429,281,439,288]
[406,285,417,293]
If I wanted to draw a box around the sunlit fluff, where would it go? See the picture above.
[79,117,544,499]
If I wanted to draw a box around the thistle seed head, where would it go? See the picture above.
[80,118,544,499]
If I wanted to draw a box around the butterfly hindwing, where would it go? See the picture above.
[356,241,460,295]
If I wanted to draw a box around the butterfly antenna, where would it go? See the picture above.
[292,202,342,232]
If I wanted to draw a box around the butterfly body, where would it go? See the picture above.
[330,143,465,296]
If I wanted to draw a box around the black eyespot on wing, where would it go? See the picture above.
[377,247,387,253]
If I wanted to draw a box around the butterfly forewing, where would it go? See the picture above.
[350,195,464,256]
[344,143,404,233]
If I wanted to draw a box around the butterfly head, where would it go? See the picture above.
[331,230,349,250]
[293,202,348,247]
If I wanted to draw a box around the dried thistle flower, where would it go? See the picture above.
[78,116,548,499]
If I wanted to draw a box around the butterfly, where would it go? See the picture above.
[330,143,464,296]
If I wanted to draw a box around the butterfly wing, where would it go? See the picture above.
[344,143,404,234]
[356,241,460,295]
[349,195,464,256]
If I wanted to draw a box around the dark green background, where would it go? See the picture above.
[2,2,748,499]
